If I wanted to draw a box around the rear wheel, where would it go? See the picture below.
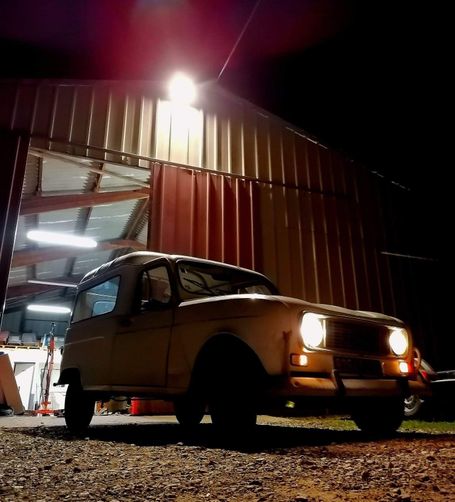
[64,381,95,434]
[351,397,404,436]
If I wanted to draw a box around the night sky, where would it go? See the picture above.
[0,1,448,196]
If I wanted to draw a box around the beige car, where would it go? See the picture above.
[58,252,426,434]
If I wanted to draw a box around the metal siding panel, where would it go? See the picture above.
[13,84,38,131]
[229,105,243,176]
[271,185,293,296]
[72,250,113,276]
[105,87,126,162]
[204,113,217,171]
[258,184,278,285]
[51,85,75,143]
[298,192,318,302]
[294,134,310,189]
[36,258,67,279]
[220,116,230,173]
[70,85,94,157]
[286,188,305,298]
[318,145,333,192]
[187,108,203,167]
[193,172,210,258]
[256,113,270,181]
[31,84,56,148]
[155,100,171,161]
[7,266,28,286]
[242,108,257,179]
[269,121,284,183]
[306,141,323,192]
[280,128,296,185]
[86,200,136,241]
[138,96,154,167]
[122,94,139,156]
[237,178,254,269]
[87,86,110,160]
[325,195,346,307]
[222,177,237,265]
[207,174,224,261]
[0,82,17,129]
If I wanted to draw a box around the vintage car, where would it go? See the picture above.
[58,252,427,434]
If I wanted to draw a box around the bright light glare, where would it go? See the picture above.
[389,328,408,355]
[399,361,410,373]
[168,72,196,105]
[27,304,71,314]
[27,230,97,248]
[300,313,325,348]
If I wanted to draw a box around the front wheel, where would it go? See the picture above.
[351,397,404,436]
[64,382,95,434]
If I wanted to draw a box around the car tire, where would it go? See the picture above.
[351,397,404,436]
[64,381,95,434]
[404,394,424,418]
[174,393,205,428]
[207,367,258,436]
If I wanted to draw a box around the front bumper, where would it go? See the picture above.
[268,371,430,399]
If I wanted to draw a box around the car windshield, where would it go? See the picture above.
[177,260,278,299]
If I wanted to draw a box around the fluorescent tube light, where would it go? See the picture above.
[27,304,71,314]
[27,230,97,248]
[28,280,78,288]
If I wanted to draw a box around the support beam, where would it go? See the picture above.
[11,239,146,268]
[7,280,81,299]
[20,189,149,216]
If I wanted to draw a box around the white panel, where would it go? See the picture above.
[155,100,203,167]
[72,251,113,276]
[13,216,30,250]
[36,259,67,279]
[41,157,90,193]
[37,210,79,247]
[136,222,148,246]
[85,200,137,241]
[99,163,150,190]
[22,154,40,196]
[7,267,27,286]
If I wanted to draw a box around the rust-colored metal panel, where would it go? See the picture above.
[151,165,258,269]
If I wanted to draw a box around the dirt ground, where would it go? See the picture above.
[0,415,454,502]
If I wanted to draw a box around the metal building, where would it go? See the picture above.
[0,79,442,366]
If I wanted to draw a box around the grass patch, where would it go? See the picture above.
[263,415,455,434]
[400,419,455,434]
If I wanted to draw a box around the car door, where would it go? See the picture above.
[110,263,173,388]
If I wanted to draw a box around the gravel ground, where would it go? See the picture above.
[0,415,454,502]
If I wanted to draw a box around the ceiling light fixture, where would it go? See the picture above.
[168,72,196,105]
[27,230,97,248]
[28,280,78,288]
[27,304,71,314]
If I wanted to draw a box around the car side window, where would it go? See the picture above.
[141,266,171,309]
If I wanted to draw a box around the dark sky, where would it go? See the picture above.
[0,0,449,193]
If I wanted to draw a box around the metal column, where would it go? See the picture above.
[0,132,29,326]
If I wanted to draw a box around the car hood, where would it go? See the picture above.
[180,293,403,325]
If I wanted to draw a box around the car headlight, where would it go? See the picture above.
[300,313,326,348]
[389,328,408,355]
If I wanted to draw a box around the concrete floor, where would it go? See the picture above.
[0,414,181,428]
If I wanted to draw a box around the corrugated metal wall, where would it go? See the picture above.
[0,79,442,365]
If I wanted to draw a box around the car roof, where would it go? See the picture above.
[80,251,272,286]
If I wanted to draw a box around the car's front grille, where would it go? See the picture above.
[324,319,390,356]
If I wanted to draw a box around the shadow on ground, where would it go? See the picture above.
[16,422,452,452]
